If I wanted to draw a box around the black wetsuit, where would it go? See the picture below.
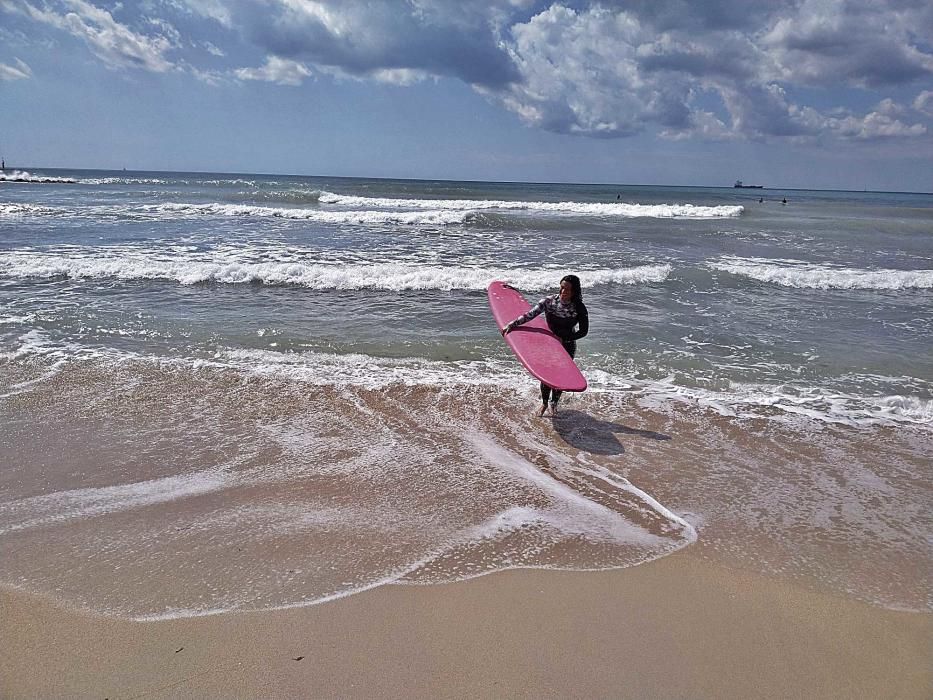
[511,294,589,407]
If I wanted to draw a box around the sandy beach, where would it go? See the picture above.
[3,549,929,699]
[2,171,931,699]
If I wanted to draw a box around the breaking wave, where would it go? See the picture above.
[0,197,742,223]
[149,202,470,225]
[0,170,78,184]
[318,191,744,219]
[710,257,933,290]
[0,250,671,290]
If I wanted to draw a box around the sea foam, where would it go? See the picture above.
[0,170,77,184]
[0,196,742,222]
[10,336,931,430]
[710,256,933,290]
[318,191,744,218]
[0,250,671,290]
[148,202,472,225]
[0,468,229,535]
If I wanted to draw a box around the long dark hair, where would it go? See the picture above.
[561,274,582,308]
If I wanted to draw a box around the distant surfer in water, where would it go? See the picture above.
[502,275,589,416]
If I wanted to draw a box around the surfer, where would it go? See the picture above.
[502,275,589,416]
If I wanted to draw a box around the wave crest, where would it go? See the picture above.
[0,170,78,184]
[319,191,743,219]
[711,257,933,290]
[0,250,670,290]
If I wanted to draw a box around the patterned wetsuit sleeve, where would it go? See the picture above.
[571,301,589,340]
[511,298,548,326]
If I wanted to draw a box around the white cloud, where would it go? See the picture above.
[2,0,930,145]
[823,102,927,140]
[914,90,933,117]
[0,57,32,80]
[8,0,176,72]
[368,68,429,86]
[234,55,312,86]
[661,110,736,141]
[173,0,233,29]
[202,41,225,57]
[761,0,933,88]
[185,63,229,85]
[499,5,656,136]
[493,2,933,142]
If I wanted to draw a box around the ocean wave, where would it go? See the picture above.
[8,336,931,430]
[0,196,742,223]
[0,202,58,216]
[0,170,77,184]
[227,189,324,205]
[78,177,262,186]
[710,256,933,290]
[79,177,172,185]
[0,250,670,290]
[318,191,744,219]
[148,202,471,225]
[0,200,472,225]
[621,374,933,428]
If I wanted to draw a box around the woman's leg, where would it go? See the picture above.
[540,382,552,409]
[550,340,576,412]
[549,389,563,414]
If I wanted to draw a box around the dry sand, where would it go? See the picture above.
[2,549,930,699]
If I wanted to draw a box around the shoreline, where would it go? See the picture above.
[3,549,930,699]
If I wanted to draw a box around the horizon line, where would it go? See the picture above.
[3,164,932,196]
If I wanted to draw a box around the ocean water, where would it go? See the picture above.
[1,168,931,618]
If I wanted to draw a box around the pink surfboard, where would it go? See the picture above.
[487,280,587,392]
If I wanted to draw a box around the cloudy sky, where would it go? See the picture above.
[2,0,932,190]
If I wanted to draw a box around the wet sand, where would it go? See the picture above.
[3,550,930,699]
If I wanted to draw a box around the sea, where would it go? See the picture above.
[1,167,931,619]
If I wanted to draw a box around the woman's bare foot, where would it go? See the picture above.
[549,402,558,416]
[538,404,549,417]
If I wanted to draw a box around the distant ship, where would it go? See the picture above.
[734,180,763,188]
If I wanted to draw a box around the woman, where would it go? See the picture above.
[502,274,589,416]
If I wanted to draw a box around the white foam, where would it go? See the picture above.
[0,202,57,216]
[0,468,229,535]
[6,334,930,430]
[79,177,171,185]
[318,191,744,219]
[0,250,670,290]
[1,194,741,223]
[466,433,692,546]
[217,348,526,390]
[0,170,77,184]
[629,377,933,428]
[710,256,933,290]
[0,361,66,399]
[148,202,472,225]
[0,313,37,325]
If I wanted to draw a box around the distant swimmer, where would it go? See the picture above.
[617,193,621,201]
[1,160,4,171]
[759,197,763,203]
[782,197,787,205]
